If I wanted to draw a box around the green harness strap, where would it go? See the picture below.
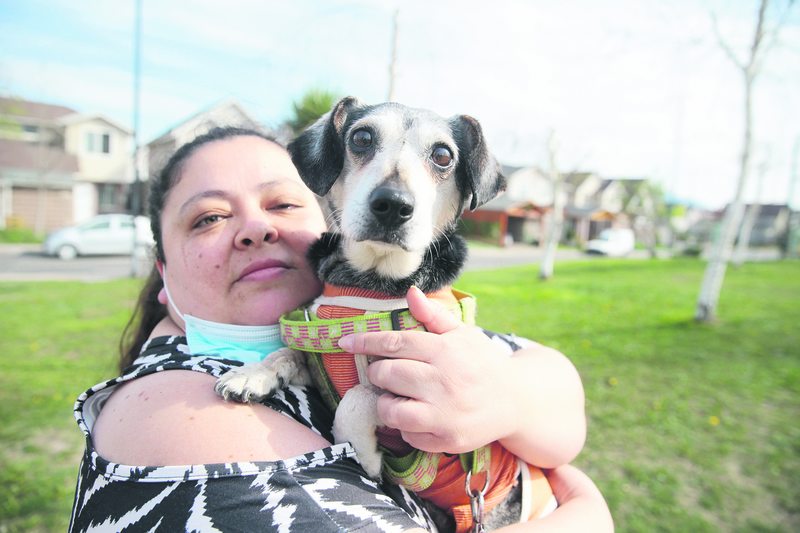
[279,289,488,489]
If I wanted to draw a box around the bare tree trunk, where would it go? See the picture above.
[540,131,564,280]
[695,75,752,321]
[695,0,770,322]
[733,160,765,266]
[783,136,799,258]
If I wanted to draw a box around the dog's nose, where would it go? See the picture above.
[369,186,415,226]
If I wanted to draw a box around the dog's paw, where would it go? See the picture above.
[355,445,384,480]
[215,364,283,403]
[332,384,383,479]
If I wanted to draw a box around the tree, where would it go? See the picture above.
[539,131,565,280]
[695,0,794,322]
[286,89,340,136]
[732,156,768,266]
[621,180,667,259]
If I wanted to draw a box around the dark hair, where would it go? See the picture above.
[119,126,282,370]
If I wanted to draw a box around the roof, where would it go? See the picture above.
[477,193,546,214]
[0,96,76,121]
[58,113,132,134]
[146,99,264,145]
[0,138,79,173]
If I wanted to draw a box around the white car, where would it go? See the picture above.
[43,214,154,260]
[585,228,635,257]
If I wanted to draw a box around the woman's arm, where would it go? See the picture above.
[340,286,586,467]
[95,317,331,466]
[93,370,332,466]
[496,465,613,532]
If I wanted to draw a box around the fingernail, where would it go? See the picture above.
[338,335,354,352]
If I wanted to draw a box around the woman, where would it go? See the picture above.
[70,127,612,532]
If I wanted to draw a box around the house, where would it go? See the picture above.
[0,96,133,232]
[144,99,266,181]
[461,165,553,246]
[561,173,630,244]
[464,164,656,247]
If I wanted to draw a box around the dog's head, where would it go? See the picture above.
[288,97,505,279]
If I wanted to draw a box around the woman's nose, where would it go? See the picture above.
[235,216,278,249]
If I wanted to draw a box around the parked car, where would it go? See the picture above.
[585,228,635,257]
[43,214,154,260]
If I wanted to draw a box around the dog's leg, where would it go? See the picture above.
[333,383,384,479]
[215,347,311,402]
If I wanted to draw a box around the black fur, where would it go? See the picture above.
[449,115,506,211]
[307,231,468,295]
[288,96,359,196]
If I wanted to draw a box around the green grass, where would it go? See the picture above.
[458,259,800,532]
[0,280,140,532]
[1,259,798,532]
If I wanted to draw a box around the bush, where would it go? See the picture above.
[0,227,41,243]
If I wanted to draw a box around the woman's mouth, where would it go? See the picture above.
[237,259,290,282]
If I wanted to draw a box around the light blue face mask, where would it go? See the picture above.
[162,268,285,363]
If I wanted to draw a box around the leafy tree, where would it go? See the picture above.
[286,89,340,135]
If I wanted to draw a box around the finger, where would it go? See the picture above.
[406,286,461,335]
[376,392,440,434]
[401,431,471,454]
[368,358,437,398]
[338,329,439,361]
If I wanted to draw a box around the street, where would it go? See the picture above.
[0,242,638,282]
[2,242,781,282]
[0,244,147,281]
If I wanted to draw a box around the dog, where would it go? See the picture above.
[216,97,555,530]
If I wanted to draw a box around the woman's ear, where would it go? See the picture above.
[155,260,167,304]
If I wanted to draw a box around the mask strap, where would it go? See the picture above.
[160,266,185,321]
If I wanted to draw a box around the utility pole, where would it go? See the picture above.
[130,0,145,277]
[387,9,399,101]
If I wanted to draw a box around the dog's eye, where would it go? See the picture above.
[351,129,373,149]
[431,146,453,168]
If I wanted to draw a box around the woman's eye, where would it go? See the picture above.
[195,214,224,227]
[351,129,373,149]
[431,146,453,168]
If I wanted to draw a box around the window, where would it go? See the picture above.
[86,131,112,154]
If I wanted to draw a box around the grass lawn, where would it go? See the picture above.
[1,258,798,532]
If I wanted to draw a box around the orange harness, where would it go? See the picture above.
[280,284,554,531]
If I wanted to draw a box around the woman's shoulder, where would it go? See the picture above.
[93,368,332,465]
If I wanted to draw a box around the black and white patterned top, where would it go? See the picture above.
[69,336,440,533]
[70,330,528,532]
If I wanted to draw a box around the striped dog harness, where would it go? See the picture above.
[279,285,531,531]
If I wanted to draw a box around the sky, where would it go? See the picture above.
[1,0,799,209]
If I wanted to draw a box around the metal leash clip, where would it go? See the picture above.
[465,468,491,533]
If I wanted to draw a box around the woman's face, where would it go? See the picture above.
[159,135,327,326]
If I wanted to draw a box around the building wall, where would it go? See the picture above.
[64,119,133,183]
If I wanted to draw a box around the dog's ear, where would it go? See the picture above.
[450,115,506,211]
[288,96,362,196]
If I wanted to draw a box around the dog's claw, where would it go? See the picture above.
[215,364,282,403]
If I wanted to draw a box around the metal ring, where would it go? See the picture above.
[464,469,491,498]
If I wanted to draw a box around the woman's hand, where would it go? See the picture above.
[338,287,586,467]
